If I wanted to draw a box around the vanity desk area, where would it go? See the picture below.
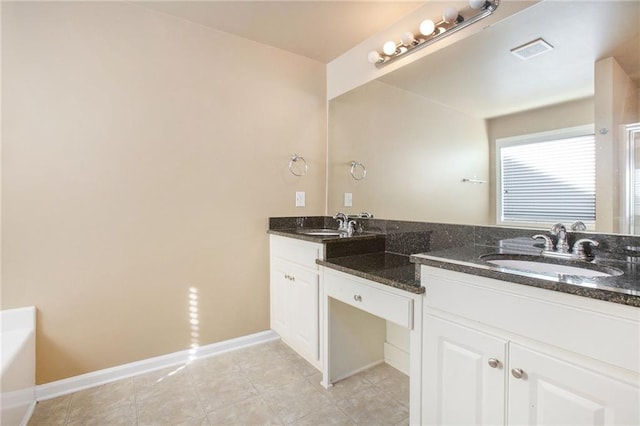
[268,217,640,425]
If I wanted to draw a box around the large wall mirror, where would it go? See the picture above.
[328,0,640,235]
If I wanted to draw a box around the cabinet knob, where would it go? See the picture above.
[487,358,500,368]
[511,368,525,379]
[353,294,362,302]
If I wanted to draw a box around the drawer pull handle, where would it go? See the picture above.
[283,274,295,282]
[353,294,362,302]
[487,358,500,369]
[511,368,525,379]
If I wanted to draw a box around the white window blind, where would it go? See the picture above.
[499,133,596,226]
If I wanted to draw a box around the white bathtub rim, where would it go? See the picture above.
[1,329,35,377]
[36,329,279,401]
[0,306,36,333]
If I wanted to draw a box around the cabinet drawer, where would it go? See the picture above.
[270,235,321,269]
[325,271,413,329]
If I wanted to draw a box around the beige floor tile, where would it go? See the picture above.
[67,402,136,426]
[321,373,377,402]
[359,363,403,385]
[234,343,285,370]
[137,387,208,426]
[206,395,281,425]
[375,370,410,406]
[193,370,259,412]
[394,416,410,426]
[188,351,242,379]
[294,404,354,426]
[68,378,134,410]
[27,395,71,426]
[27,342,410,426]
[335,386,409,426]
[135,365,195,401]
[261,379,333,424]
[244,357,308,392]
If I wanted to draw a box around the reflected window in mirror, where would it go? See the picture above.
[497,125,596,230]
[625,123,640,235]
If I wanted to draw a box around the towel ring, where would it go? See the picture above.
[289,154,308,177]
[350,161,366,180]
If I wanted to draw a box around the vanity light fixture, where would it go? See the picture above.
[367,0,500,68]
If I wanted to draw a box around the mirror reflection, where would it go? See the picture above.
[328,0,640,235]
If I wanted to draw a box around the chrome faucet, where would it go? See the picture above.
[333,212,349,231]
[551,223,570,253]
[533,222,599,261]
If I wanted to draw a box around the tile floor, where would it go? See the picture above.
[28,340,409,425]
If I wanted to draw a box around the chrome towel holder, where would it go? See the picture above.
[289,154,308,177]
[350,161,367,180]
[462,177,486,184]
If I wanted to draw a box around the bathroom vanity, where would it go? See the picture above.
[268,217,640,425]
[269,235,323,368]
[415,265,639,425]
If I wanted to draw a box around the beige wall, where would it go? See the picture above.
[1,2,326,384]
[328,81,490,225]
[487,97,595,225]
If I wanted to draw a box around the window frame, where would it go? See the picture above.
[495,124,596,230]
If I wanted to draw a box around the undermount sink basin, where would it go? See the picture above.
[298,229,346,236]
[479,254,624,278]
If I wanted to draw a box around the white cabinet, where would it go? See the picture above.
[270,235,322,368]
[508,343,639,425]
[421,266,640,426]
[422,315,506,425]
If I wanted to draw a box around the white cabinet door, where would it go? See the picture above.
[508,343,640,426]
[289,263,319,363]
[270,258,320,366]
[270,260,291,342]
[423,314,507,426]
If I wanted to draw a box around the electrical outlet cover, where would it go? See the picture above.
[344,192,353,207]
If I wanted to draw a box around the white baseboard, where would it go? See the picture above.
[20,400,37,426]
[384,342,409,375]
[36,330,279,401]
[331,359,384,384]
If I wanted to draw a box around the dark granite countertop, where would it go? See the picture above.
[411,244,640,307]
[317,252,424,294]
[267,228,384,244]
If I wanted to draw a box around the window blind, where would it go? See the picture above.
[500,135,596,224]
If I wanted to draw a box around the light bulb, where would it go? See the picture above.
[443,7,458,24]
[383,41,397,56]
[401,32,416,46]
[367,50,381,64]
[468,0,486,9]
[419,20,435,36]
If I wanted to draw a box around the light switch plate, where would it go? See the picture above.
[344,192,353,207]
[295,191,306,207]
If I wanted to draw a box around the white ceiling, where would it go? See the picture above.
[378,0,640,119]
[135,1,425,63]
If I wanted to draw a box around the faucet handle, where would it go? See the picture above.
[550,223,566,235]
[346,220,357,236]
[572,239,599,260]
[570,221,587,231]
[533,234,554,251]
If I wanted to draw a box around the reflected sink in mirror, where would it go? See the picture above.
[297,229,346,236]
[479,254,624,279]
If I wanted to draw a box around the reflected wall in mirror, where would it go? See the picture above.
[328,0,640,235]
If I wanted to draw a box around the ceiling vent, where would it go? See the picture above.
[510,38,554,60]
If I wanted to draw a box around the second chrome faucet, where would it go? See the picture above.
[533,222,599,261]
[333,212,357,236]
